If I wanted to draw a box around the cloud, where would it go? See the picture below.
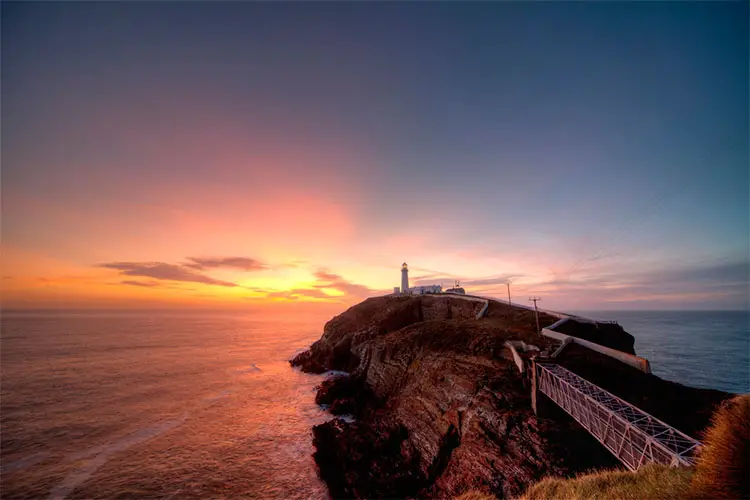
[261,269,377,301]
[121,280,161,287]
[410,273,451,286]
[532,259,749,292]
[185,256,268,272]
[278,259,308,269]
[266,288,335,300]
[99,262,238,287]
[654,260,749,286]
[408,266,459,277]
[507,258,750,310]
[463,273,524,286]
[407,266,514,288]
[313,270,339,282]
[411,272,524,288]
[35,275,104,287]
[313,270,375,297]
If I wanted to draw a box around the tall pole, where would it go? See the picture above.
[529,296,542,336]
[507,281,512,307]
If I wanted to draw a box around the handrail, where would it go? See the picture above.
[537,363,701,470]
[542,328,651,374]
[504,341,525,373]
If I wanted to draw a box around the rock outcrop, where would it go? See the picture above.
[292,295,488,374]
[291,295,732,499]
[550,318,636,354]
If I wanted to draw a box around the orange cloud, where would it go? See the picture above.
[99,262,239,287]
[185,257,268,271]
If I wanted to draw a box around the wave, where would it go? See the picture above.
[49,416,187,500]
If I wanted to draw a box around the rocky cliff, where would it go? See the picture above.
[549,318,636,354]
[291,295,731,499]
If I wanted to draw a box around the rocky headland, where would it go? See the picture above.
[290,295,732,499]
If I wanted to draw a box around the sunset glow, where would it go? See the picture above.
[2,2,748,312]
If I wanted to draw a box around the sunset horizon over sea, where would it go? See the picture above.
[1,1,747,498]
[1,306,747,497]
[1,2,747,314]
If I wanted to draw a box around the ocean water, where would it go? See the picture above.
[1,309,748,499]
[0,311,332,500]
[576,310,750,394]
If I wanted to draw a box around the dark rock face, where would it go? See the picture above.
[292,296,732,499]
[291,296,423,373]
[313,417,427,499]
[552,319,636,354]
[291,295,487,373]
[555,343,730,437]
[315,375,379,417]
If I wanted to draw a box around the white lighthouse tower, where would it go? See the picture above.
[401,262,409,294]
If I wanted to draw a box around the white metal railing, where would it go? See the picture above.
[541,328,652,374]
[476,300,489,319]
[536,363,701,470]
[504,342,525,373]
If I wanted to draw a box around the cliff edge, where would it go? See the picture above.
[291,295,731,499]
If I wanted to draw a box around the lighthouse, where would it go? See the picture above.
[401,262,409,294]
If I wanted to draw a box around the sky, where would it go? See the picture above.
[2,2,748,312]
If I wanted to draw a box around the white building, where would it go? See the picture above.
[398,262,442,295]
[409,285,442,295]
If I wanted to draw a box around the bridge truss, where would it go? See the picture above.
[536,363,702,471]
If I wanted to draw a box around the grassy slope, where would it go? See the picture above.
[457,465,693,500]
[519,464,693,500]
[691,394,749,499]
[457,394,748,500]
[520,394,749,500]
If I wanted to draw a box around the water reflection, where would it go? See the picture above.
[1,312,332,499]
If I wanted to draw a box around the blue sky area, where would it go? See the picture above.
[2,2,748,310]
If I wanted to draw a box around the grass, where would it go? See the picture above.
[519,464,693,500]
[454,491,497,500]
[515,394,749,500]
[691,394,749,499]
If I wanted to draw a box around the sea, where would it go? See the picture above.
[575,310,750,395]
[1,309,748,499]
[0,311,332,500]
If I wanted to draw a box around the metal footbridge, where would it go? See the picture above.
[536,363,702,471]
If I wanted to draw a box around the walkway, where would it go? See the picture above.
[536,363,702,470]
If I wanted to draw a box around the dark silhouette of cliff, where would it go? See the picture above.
[291,295,732,499]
